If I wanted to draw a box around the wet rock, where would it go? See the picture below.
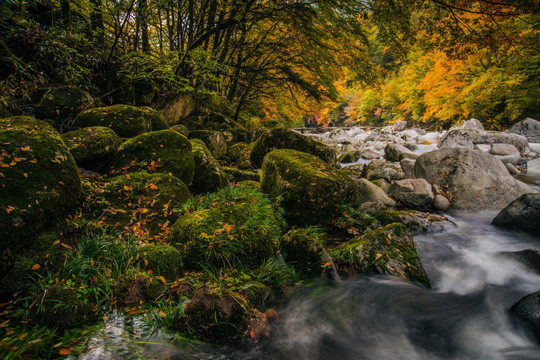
[354,178,396,207]
[372,178,391,194]
[251,128,339,168]
[508,118,540,143]
[400,158,416,179]
[188,130,227,159]
[391,178,434,209]
[374,210,454,234]
[331,223,430,288]
[260,149,358,226]
[170,124,189,136]
[62,126,121,171]
[413,148,534,210]
[364,159,405,183]
[73,104,168,138]
[433,194,451,211]
[509,291,540,343]
[190,139,229,194]
[491,193,540,236]
[109,130,195,186]
[242,309,277,344]
[499,249,540,274]
[505,163,520,175]
[339,150,362,163]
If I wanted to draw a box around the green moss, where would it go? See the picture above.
[170,124,189,136]
[250,128,339,168]
[235,180,260,189]
[108,130,195,186]
[227,142,253,169]
[140,244,183,280]
[62,126,121,170]
[73,104,168,138]
[189,139,229,194]
[338,151,362,163]
[34,87,95,131]
[81,171,190,234]
[168,186,284,269]
[282,228,334,277]
[223,167,260,182]
[0,116,81,248]
[331,223,430,288]
[374,209,453,235]
[260,149,358,226]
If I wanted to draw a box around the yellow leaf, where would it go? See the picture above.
[18,332,28,340]
[31,264,40,270]
[201,232,208,238]
[60,243,73,250]
[158,311,167,318]
[156,276,166,284]
[23,173,28,178]
[123,185,131,191]
[375,253,383,259]
[144,259,149,267]
[21,146,31,151]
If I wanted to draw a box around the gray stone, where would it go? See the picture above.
[508,118,540,143]
[188,130,228,159]
[509,291,540,343]
[391,178,434,208]
[385,143,419,162]
[451,118,484,131]
[491,143,520,157]
[505,163,520,175]
[364,160,405,182]
[492,193,540,236]
[355,178,396,207]
[400,158,416,178]
[372,178,391,194]
[433,194,451,211]
[413,148,534,210]
[439,129,529,155]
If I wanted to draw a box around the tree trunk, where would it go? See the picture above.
[90,0,104,44]
[60,0,72,29]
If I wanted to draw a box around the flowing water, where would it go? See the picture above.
[79,145,540,360]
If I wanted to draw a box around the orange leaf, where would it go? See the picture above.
[250,329,256,338]
[31,264,40,270]
[223,224,234,233]
[21,146,31,151]
[156,276,166,284]
[58,348,71,356]
[158,311,167,318]
[23,173,28,178]
[322,262,332,268]
[58,181,65,185]
[147,183,158,190]
[144,259,149,267]
[375,253,383,259]
[18,332,28,340]
[5,206,15,214]
[60,243,73,250]
[200,232,208,238]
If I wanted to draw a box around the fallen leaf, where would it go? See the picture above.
[20,146,31,151]
[147,183,158,190]
[58,348,71,356]
[60,243,73,250]
[31,264,40,270]
[158,311,167,318]
[156,276,166,284]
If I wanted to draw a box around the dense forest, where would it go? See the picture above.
[1,0,538,129]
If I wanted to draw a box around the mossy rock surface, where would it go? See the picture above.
[34,87,95,132]
[282,228,338,279]
[170,124,189,136]
[375,210,455,235]
[331,223,430,288]
[190,139,229,194]
[260,149,358,226]
[109,130,195,186]
[168,186,283,268]
[250,128,339,168]
[73,104,168,138]
[62,126,121,170]
[227,142,253,169]
[139,244,182,281]
[339,150,362,163]
[223,166,260,182]
[235,180,260,189]
[364,160,405,182]
[82,171,190,234]
[0,116,81,247]
[188,130,227,159]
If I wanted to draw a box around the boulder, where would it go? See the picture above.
[491,143,521,157]
[281,229,338,280]
[168,186,282,268]
[372,178,391,194]
[0,117,81,248]
[139,245,182,281]
[413,148,533,210]
[73,104,168,138]
[34,87,95,132]
[109,130,195,186]
[451,118,484,131]
[374,210,455,234]
[391,178,434,209]
[491,193,540,236]
[499,249,540,274]
[170,124,189,136]
[400,158,416,178]
[354,178,396,207]
[439,129,529,155]
[331,223,430,287]
[188,130,227,159]
[62,126,121,170]
[339,150,362,163]
[509,291,540,343]
[385,143,419,162]
[433,194,451,211]
[223,167,260,182]
[190,139,229,194]
[508,118,540,143]
[82,172,190,234]
[250,128,339,168]
[260,149,358,226]
[227,142,253,169]
[364,159,405,182]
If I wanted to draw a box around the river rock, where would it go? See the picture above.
[190,139,229,194]
[251,128,339,168]
[260,149,358,226]
[109,130,195,186]
[339,150,362,163]
[372,178,391,194]
[433,194,451,211]
[364,159,405,182]
[188,130,227,159]
[439,129,529,155]
[505,163,520,175]
[451,118,484,131]
[385,143,419,162]
[331,223,430,288]
[491,143,521,157]
[374,210,455,234]
[509,291,540,343]
[413,148,533,210]
[508,118,540,143]
[400,158,416,178]
[354,178,396,207]
[73,104,168,138]
[62,126,121,171]
[499,249,540,274]
[491,193,540,236]
[391,178,434,209]
[281,229,339,280]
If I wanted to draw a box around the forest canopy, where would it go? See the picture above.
[0,0,539,129]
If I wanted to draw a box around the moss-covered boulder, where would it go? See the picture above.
[190,139,229,194]
[339,150,362,163]
[281,229,338,280]
[170,124,189,136]
[364,159,405,182]
[188,130,227,159]
[82,172,190,234]
[168,186,283,268]
[73,105,168,138]
[139,244,182,281]
[223,167,260,182]
[0,117,81,248]
[331,223,430,288]
[236,180,260,189]
[374,210,455,235]
[109,130,195,186]
[62,126,122,170]
[34,87,95,132]
[227,142,253,169]
[250,128,339,168]
[260,149,358,226]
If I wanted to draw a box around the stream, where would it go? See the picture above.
[79,144,540,360]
